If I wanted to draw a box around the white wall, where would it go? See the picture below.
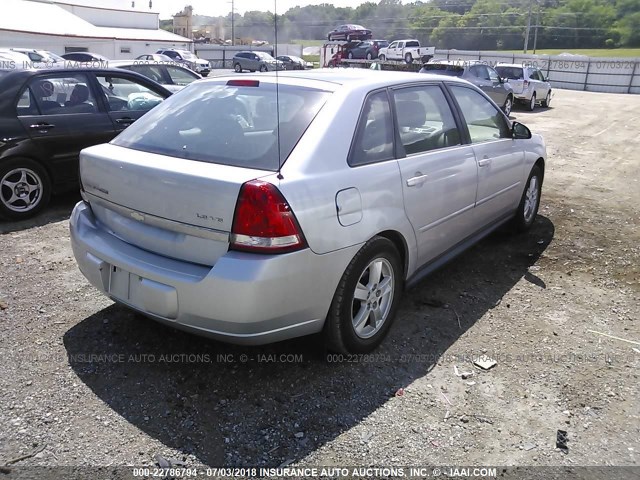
[0,30,189,60]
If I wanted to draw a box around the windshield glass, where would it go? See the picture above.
[495,66,524,80]
[112,80,331,171]
[256,52,275,60]
[422,64,464,76]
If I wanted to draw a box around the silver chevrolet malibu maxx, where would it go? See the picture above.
[70,69,546,353]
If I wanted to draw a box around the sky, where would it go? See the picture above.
[151,0,373,19]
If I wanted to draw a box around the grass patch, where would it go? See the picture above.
[502,48,640,58]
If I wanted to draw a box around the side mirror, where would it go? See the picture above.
[512,121,532,139]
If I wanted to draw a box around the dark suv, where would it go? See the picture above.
[232,52,284,72]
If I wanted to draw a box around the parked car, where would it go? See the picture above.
[233,51,284,72]
[421,60,515,116]
[495,63,552,111]
[110,60,201,92]
[0,67,171,220]
[70,69,546,353]
[155,49,210,76]
[327,24,372,42]
[61,52,110,63]
[377,39,435,63]
[276,55,306,70]
[135,54,174,62]
[345,40,389,60]
[9,48,66,64]
[0,49,33,66]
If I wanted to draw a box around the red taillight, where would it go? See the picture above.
[523,80,530,88]
[227,79,260,87]
[230,180,307,254]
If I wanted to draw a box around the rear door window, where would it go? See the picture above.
[27,74,97,115]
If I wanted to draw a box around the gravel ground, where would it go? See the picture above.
[0,88,638,477]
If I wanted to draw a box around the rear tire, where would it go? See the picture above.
[234,63,242,73]
[502,94,513,117]
[366,52,373,60]
[0,157,51,221]
[511,165,542,232]
[347,52,354,59]
[527,92,536,111]
[259,64,267,72]
[325,236,403,353]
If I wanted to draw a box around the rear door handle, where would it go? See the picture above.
[115,117,135,125]
[478,157,491,167]
[29,123,55,131]
[406,173,429,187]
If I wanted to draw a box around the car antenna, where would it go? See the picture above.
[274,0,283,179]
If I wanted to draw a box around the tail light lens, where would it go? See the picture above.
[230,180,307,254]
[524,80,530,88]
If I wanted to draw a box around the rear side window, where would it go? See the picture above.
[112,81,331,171]
[496,66,524,80]
[406,41,419,47]
[349,90,394,166]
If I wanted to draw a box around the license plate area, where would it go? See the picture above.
[108,265,131,300]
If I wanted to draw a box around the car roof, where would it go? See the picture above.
[203,68,472,91]
[496,63,526,68]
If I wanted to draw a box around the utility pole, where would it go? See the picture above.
[231,0,235,46]
[533,1,540,54]
[523,0,533,53]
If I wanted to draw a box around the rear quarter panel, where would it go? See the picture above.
[278,86,419,278]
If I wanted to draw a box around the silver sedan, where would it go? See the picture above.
[70,70,546,353]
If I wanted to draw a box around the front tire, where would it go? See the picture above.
[325,236,403,353]
[511,165,542,232]
[541,90,551,107]
[366,52,373,60]
[0,157,51,221]
[378,54,386,61]
[404,53,413,63]
[347,52,354,59]
[234,63,242,73]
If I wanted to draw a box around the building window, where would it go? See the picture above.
[65,47,88,53]
[120,47,131,54]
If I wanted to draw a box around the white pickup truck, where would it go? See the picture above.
[377,39,435,63]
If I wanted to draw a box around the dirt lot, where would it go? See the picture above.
[0,88,638,476]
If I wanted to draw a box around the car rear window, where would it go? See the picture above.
[406,41,420,47]
[112,81,331,171]
[495,66,524,80]
[421,64,464,77]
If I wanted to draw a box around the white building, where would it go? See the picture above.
[0,0,191,59]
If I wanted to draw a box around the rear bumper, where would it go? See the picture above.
[70,201,359,345]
